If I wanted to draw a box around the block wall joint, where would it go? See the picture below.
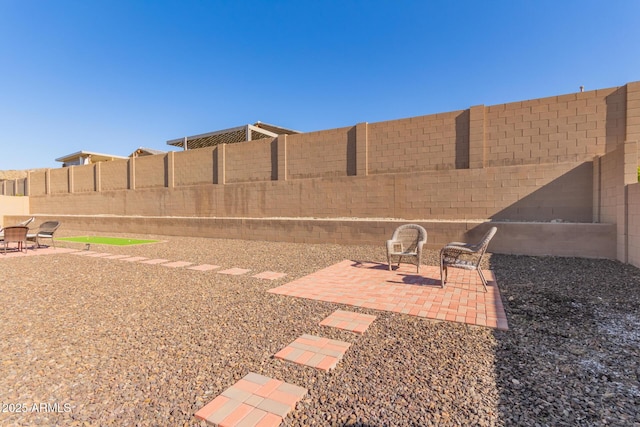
[216,144,226,185]
[468,105,486,169]
[356,122,369,176]
[277,135,287,181]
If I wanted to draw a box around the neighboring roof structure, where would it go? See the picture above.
[166,122,300,150]
[130,147,167,157]
[55,151,128,166]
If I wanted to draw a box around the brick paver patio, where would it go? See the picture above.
[268,260,508,330]
[195,372,307,427]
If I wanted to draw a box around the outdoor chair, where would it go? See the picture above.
[439,226,497,292]
[0,217,34,240]
[386,224,427,273]
[2,226,28,254]
[26,221,61,249]
[17,217,35,227]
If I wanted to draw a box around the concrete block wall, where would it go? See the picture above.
[5,214,616,259]
[628,183,640,268]
[173,146,215,186]
[368,111,464,173]
[27,161,592,222]
[15,81,640,263]
[134,154,166,189]
[100,159,129,191]
[226,138,274,183]
[72,164,96,193]
[49,168,69,194]
[286,126,355,179]
[484,87,626,166]
[0,178,27,196]
[27,171,46,196]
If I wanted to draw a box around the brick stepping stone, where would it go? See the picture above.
[161,261,193,268]
[319,310,377,334]
[69,251,99,256]
[139,258,170,265]
[195,372,307,427]
[188,264,220,271]
[274,334,351,371]
[119,256,149,262]
[218,268,251,276]
[102,254,131,260]
[84,252,112,257]
[252,271,287,280]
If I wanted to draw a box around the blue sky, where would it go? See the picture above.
[1,0,639,171]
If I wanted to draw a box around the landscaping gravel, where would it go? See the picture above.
[1,231,639,426]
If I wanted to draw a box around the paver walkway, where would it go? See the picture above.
[319,309,377,334]
[66,250,285,281]
[0,246,76,258]
[195,372,307,427]
[268,260,508,330]
[274,334,352,371]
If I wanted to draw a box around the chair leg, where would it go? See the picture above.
[439,253,447,288]
[477,269,489,292]
[388,254,392,271]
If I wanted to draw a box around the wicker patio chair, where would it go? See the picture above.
[17,217,35,227]
[0,217,34,240]
[2,226,28,254]
[26,221,61,249]
[439,226,497,292]
[386,224,427,273]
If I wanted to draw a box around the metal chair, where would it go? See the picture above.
[26,221,61,249]
[439,227,497,292]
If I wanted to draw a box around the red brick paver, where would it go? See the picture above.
[161,261,193,268]
[320,310,377,334]
[84,252,113,257]
[195,372,306,427]
[218,268,251,276]
[252,271,287,280]
[268,260,508,330]
[188,264,221,271]
[274,334,352,371]
[140,258,170,264]
[119,256,149,262]
[102,254,131,260]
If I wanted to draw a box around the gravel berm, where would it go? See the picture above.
[1,230,639,426]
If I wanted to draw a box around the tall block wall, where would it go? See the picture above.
[628,183,640,268]
[15,81,640,262]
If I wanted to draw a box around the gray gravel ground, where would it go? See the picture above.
[1,230,639,426]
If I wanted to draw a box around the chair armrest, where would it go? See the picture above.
[386,239,404,253]
[441,245,476,255]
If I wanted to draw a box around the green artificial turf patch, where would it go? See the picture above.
[57,236,159,246]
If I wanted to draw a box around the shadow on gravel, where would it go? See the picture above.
[489,254,640,426]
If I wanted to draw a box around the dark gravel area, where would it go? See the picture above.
[0,231,639,426]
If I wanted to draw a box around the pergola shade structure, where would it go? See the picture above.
[55,151,129,167]
[166,122,300,150]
